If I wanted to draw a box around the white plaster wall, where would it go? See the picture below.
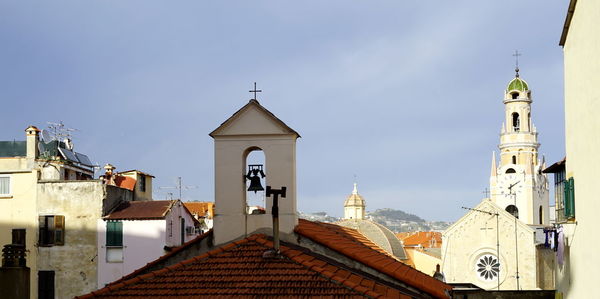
[97,220,165,287]
[558,0,600,297]
[442,201,539,290]
[165,200,199,247]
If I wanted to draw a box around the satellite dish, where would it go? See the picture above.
[41,130,53,142]
[64,138,74,150]
[38,142,46,154]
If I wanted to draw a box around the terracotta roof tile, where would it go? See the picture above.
[79,235,422,298]
[396,231,442,248]
[113,175,136,191]
[295,219,451,299]
[183,202,215,219]
[77,234,414,298]
[104,200,175,220]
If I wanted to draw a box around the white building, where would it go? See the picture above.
[97,200,200,287]
[442,71,554,290]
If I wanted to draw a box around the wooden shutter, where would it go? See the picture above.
[12,229,26,246]
[39,216,48,245]
[106,221,123,246]
[563,178,576,220]
[38,270,55,299]
[54,215,65,245]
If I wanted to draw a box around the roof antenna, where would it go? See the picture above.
[512,50,522,78]
[263,185,286,258]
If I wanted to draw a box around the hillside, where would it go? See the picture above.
[299,208,451,233]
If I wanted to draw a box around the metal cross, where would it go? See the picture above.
[482,187,490,198]
[249,82,262,100]
[513,50,521,68]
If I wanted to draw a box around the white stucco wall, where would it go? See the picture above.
[97,220,166,287]
[558,0,600,297]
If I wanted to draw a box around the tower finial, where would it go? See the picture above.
[513,50,522,78]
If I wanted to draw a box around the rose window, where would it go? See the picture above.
[476,254,500,281]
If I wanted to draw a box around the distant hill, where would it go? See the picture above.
[367,208,451,233]
[368,208,426,223]
[298,208,451,233]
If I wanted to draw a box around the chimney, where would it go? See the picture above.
[0,244,30,299]
[25,126,39,160]
[103,164,116,185]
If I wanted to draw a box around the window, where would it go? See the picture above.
[506,205,519,218]
[512,156,517,164]
[554,169,566,222]
[106,221,123,262]
[539,206,543,224]
[505,168,516,174]
[12,229,26,246]
[512,112,520,132]
[0,175,10,196]
[39,215,65,246]
[139,175,146,192]
[564,177,575,220]
[38,270,55,299]
[106,221,123,246]
[511,92,519,99]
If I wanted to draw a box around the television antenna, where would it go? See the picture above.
[159,177,198,200]
[46,121,78,150]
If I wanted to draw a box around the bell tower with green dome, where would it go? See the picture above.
[488,68,550,226]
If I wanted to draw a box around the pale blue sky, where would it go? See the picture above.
[0,1,568,221]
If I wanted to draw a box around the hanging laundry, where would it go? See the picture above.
[557,227,565,266]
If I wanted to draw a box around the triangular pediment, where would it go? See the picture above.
[210,100,300,137]
[444,199,534,237]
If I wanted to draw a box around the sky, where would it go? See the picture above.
[0,1,569,222]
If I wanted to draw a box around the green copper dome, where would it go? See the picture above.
[507,77,529,92]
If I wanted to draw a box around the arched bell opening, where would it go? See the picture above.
[506,205,519,218]
[512,112,520,132]
[244,147,266,215]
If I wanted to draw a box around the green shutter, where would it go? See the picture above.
[106,221,123,246]
[563,178,576,220]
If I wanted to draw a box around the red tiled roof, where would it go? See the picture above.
[183,202,214,219]
[295,219,451,299]
[77,234,413,298]
[113,175,136,191]
[396,231,442,248]
[104,200,175,220]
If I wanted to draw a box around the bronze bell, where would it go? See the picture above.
[246,165,266,193]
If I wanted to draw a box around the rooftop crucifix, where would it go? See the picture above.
[249,82,262,100]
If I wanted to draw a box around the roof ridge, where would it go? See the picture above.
[296,219,451,299]
[253,235,394,298]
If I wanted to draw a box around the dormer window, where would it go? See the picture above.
[506,168,516,174]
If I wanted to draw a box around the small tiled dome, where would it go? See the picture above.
[507,77,529,92]
[337,219,408,261]
[344,184,365,207]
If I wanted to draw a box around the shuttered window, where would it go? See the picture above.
[563,177,575,220]
[38,215,65,246]
[106,221,123,247]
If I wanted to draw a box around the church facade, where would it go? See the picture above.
[442,70,554,290]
